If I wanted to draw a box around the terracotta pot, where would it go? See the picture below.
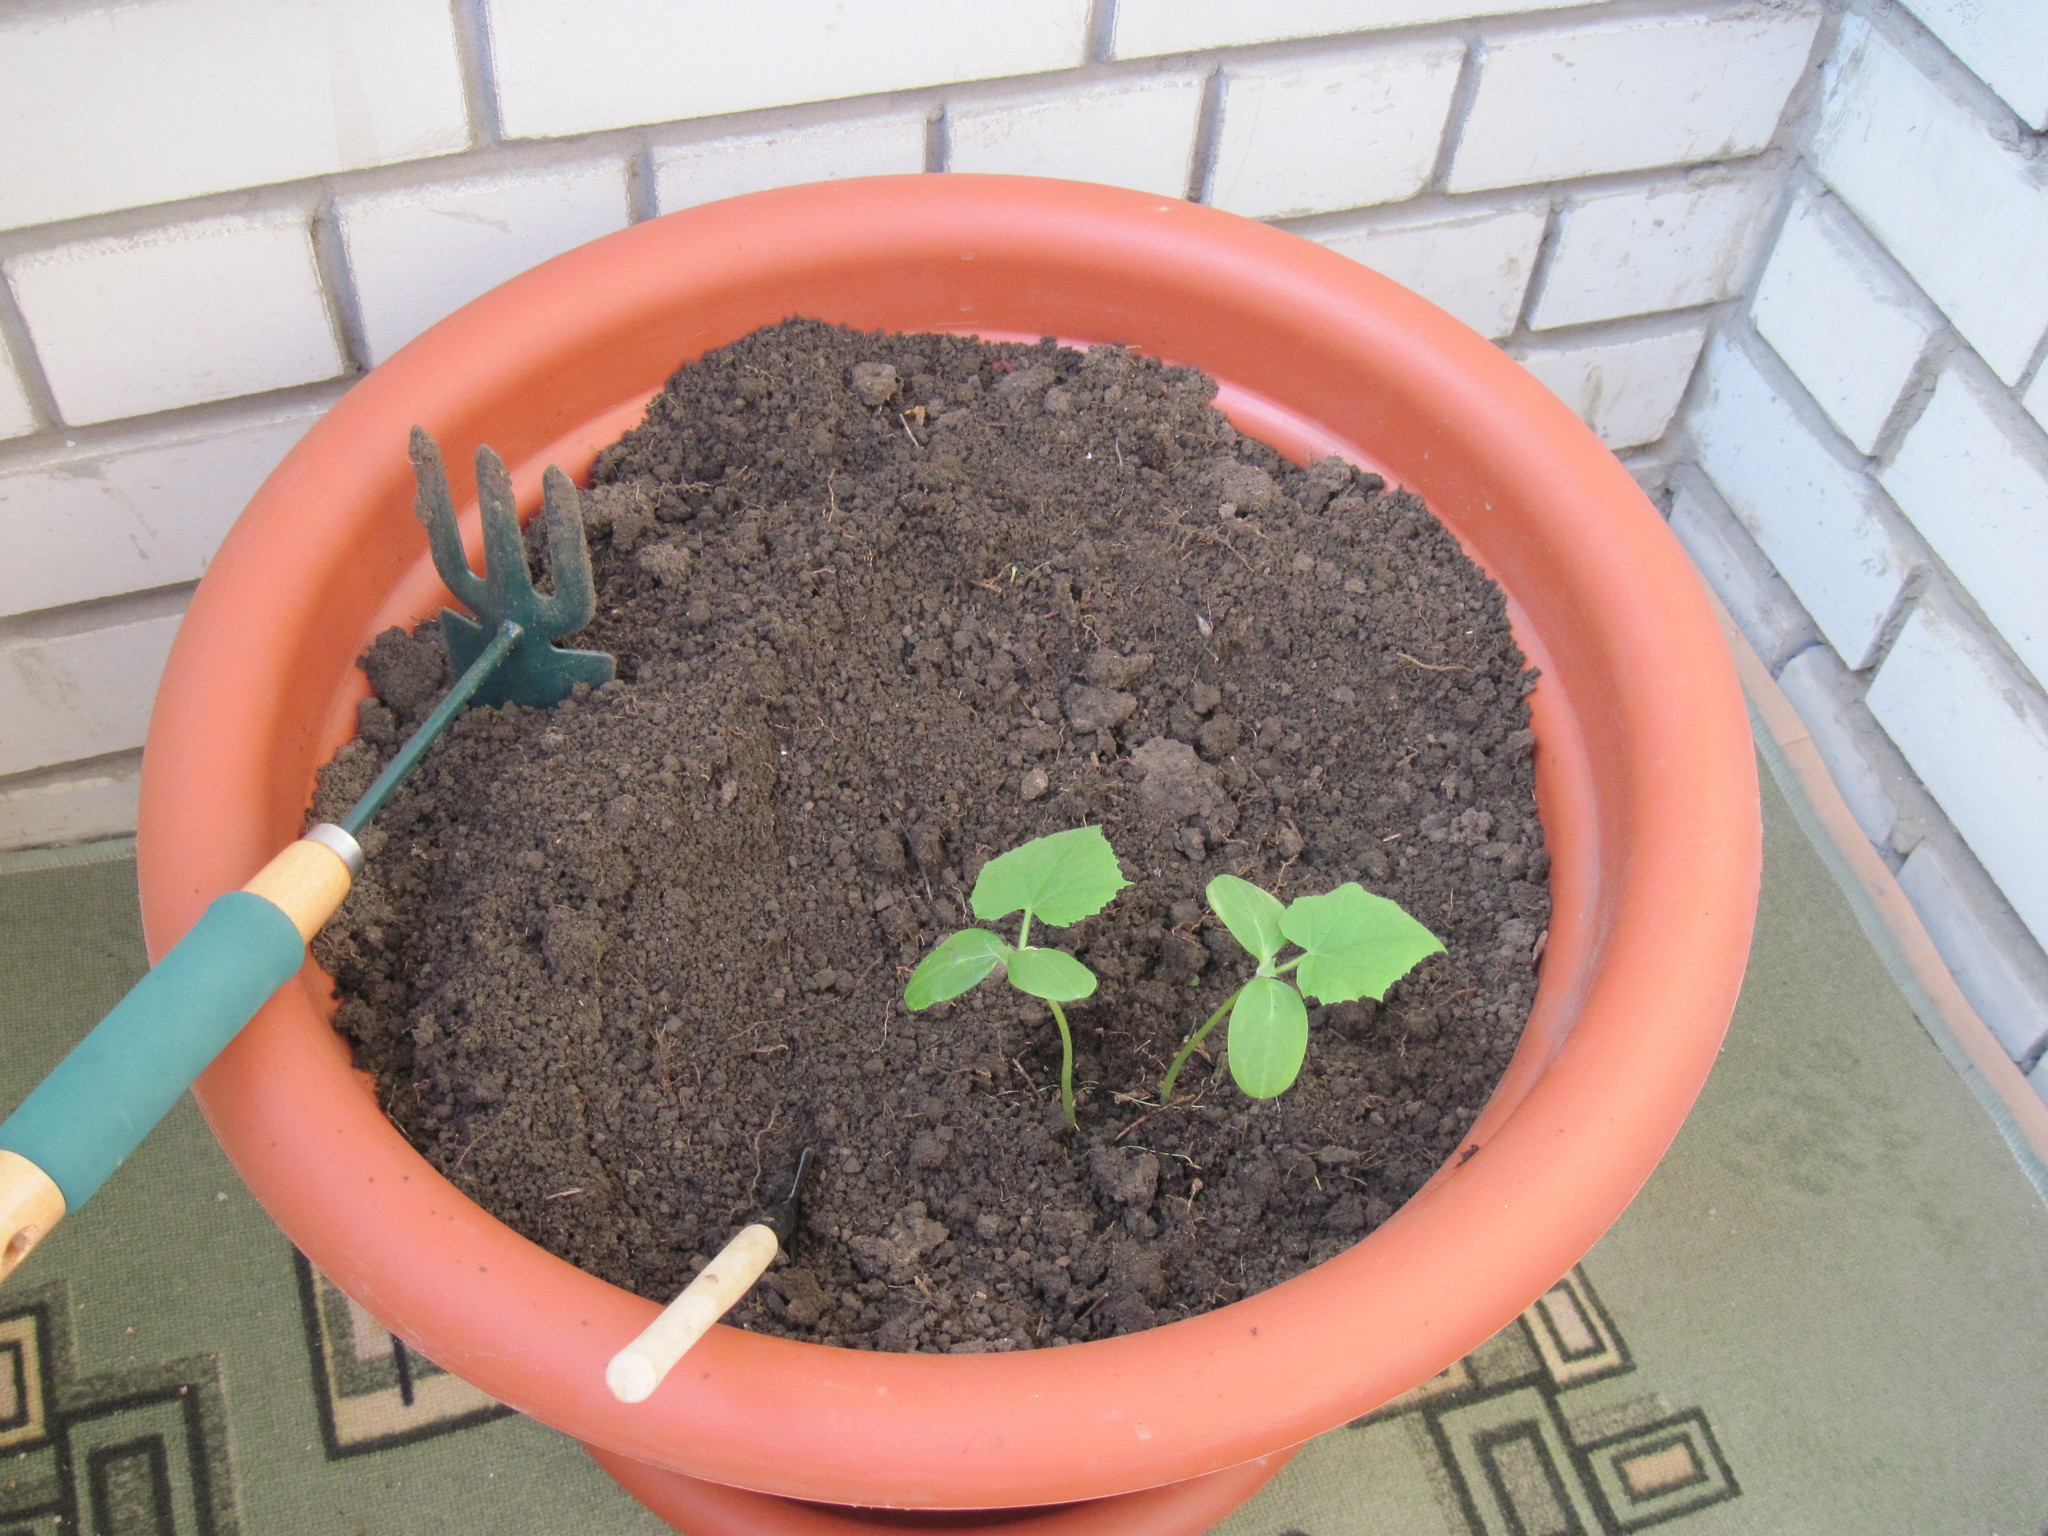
[139,175,1759,1535]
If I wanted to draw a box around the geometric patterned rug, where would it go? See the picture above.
[3,740,2044,1535]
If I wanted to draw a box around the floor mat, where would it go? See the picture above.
[2,753,2043,1535]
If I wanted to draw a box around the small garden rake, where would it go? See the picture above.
[0,429,614,1283]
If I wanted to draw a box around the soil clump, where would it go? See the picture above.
[314,319,1549,1353]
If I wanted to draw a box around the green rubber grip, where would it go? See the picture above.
[0,891,305,1209]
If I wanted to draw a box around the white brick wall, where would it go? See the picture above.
[1208,44,1465,219]
[0,337,36,442]
[1666,469,1819,672]
[1867,596,2048,956]
[0,407,322,619]
[0,761,141,852]
[1513,321,1709,450]
[340,164,632,365]
[1448,5,1820,193]
[1814,17,2048,386]
[7,213,343,425]
[1685,335,1913,667]
[2025,367,2048,440]
[1879,369,2048,691]
[1898,840,2048,1061]
[1314,206,1546,340]
[1111,0,1590,58]
[1897,0,2048,130]
[0,0,467,231]
[654,117,928,212]
[0,611,182,778]
[484,0,1092,140]
[949,77,1205,199]
[1750,193,1940,454]
[1530,174,1775,330]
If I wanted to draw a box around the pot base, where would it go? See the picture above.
[585,1444,1296,1535]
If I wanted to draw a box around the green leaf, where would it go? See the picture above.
[970,826,1130,928]
[1279,883,1445,1004]
[1205,874,1286,968]
[1003,946,1099,1002]
[1225,976,1309,1098]
[904,929,1008,1009]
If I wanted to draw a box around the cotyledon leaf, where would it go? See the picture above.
[1225,975,1310,1099]
[1206,874,1286,969]
[1002,946,1098,1003]
[904,928,1009,1010]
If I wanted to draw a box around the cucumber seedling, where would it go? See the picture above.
[1160,876,1444,1102]
[903,826,1130,1130]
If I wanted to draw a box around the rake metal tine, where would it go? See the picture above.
[534,464,598,637]
[473,445,530,625]
[408,427,487,615]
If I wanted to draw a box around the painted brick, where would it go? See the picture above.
[1898,0,2048,130]
[950,77,1205,198]
[1814,18,2048,385]
[1898,841,2048,1062]
[1530,174,1775,330]
[2024,364,2048,441]
[0,0,466,234]
[0,612,182,778]
[1868,596,2048,955]
[0,760,141,852]
[7,213,344,427]
[1449,5,1821,193]
[0,407,321,621]
[1314,206,1546,340]
[1512,322,1708,451]
[1879,369,2048,692]
[1208,43,1464,220]
[653,115,928,213]
[1113,0,1592,58]
[0,335,36,442]
[342,163,630,366]
[1666,469,1819,672]
[1776,644,1900,849]
[1686,334,1912,668]
[1750,193,1938,455]
[486,0,1090,141]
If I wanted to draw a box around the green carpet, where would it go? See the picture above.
[2,749,2044,1535]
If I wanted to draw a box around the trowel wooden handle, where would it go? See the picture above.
[0,828,361,1285]
[0,1152,65,1285]
[607,1222,781,1402]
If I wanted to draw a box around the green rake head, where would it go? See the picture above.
[408,427,616,709]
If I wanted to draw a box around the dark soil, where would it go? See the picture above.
[312,319,1548,1354]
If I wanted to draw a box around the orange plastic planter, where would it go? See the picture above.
[139,176,1759,1535]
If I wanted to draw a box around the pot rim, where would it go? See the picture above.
[139,174,1759,1510]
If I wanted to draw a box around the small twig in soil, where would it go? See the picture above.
[899,412,926,448]
[1123,1144,1200,1170]
[545,1187,585,1200]
[1112,1112,1153,1143]
[1395,652,1475,673]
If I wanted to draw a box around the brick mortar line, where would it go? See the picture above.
[1278,149,1788,244]
[0,581,193,648]
[0,747,144,801]
[0,269,62,434]
[0,380,347,478]
[449,0,504,148]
